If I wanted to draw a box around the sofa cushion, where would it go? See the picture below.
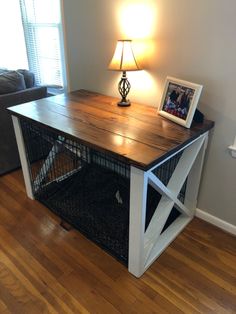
[17,69,35,88]
[0,68,8,74]
[0,71,26,95]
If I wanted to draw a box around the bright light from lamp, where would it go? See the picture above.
[113,1,158,106]
[108,40,141,71]
[119,1,157,39]
[128,71,156,92]
[108,40,142,107]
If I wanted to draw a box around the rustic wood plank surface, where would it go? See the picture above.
[0,170,235,313]
[8,90,214,170]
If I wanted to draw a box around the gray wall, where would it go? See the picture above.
[62,0,236,226]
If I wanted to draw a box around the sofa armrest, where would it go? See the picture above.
[0,86,47,108]
[0,86,48,175]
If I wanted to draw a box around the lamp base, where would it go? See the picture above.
[117,71,131,107]
[117,99,131,107]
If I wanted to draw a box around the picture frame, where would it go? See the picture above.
[158,76,203,128]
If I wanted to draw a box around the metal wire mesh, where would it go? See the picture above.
[21,119,188,264]
[21,119,130,263]
[153,152,187,203]
[146,151,188,233]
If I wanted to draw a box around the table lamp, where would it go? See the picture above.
[108,40,141,107]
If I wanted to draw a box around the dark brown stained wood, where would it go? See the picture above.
[0,170,235,313]
[7,90,214,170]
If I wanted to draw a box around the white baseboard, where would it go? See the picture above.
[195,208,236,236]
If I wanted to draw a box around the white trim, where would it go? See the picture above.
[12,116,34,200]
[196,208,236,236]
[60,0,70,92]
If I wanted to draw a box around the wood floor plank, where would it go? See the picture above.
[150,259,232,313]
[0,228,89,314]
[0,170,235,313]
[174,232,236,278]
[0,250,58,314]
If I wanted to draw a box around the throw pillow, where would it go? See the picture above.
[17,69,35,88]
[0,71,26,95]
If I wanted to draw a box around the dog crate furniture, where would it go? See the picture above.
[8,90,214,278]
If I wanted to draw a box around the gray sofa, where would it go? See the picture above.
[0,69,47,175]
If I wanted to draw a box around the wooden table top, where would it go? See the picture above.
[8,90,214,170]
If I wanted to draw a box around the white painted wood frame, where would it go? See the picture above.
[12,116,34,200]
[128,132,209,278]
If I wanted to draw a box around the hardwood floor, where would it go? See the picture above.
[0,170,235,313]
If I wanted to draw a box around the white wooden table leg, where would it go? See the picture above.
[128,133,209,275]
[184,132,208,211]
[128,166,148,278]
[12,116,34,200]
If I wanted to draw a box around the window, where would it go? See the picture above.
[0,0,67,93]
[0,0,28,69]
[20,0,67,92]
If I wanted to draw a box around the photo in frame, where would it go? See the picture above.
[158,76,203,128]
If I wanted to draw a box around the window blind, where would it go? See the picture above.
[19,0,65,91]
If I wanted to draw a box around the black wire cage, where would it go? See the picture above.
[21,119,187,265]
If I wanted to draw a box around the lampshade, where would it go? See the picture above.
[108,40,141,71]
